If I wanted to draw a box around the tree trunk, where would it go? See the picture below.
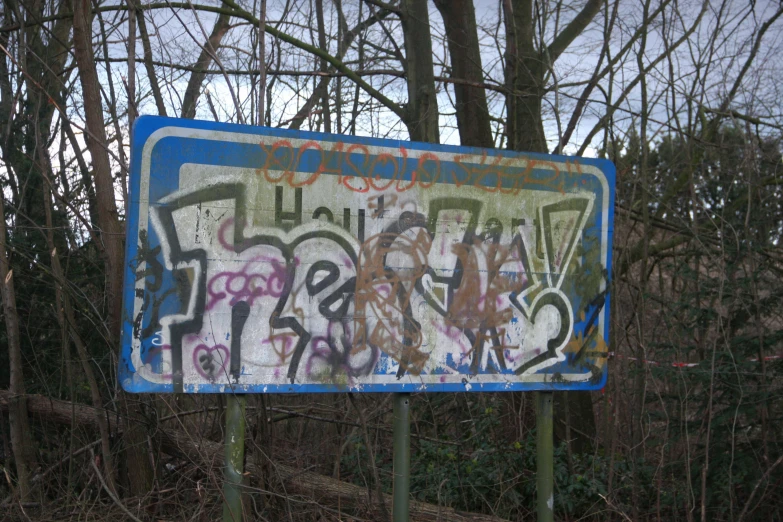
[503,0,546,153]
[37,120,120,495]
[128,0,138,125]
[315,0,331,133]
[180,5,232,119]
[72,0,154,496]
[434,0,493,148]
[503,0,604,453]
[504,0,602,152]
[136,6,168,116]
[400,0,439,143]
[0,0,72,500]
[0,190,32,500]
[256,0,266,125]
[72,0,125,339]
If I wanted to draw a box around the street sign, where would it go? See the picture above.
[121,116,614,393]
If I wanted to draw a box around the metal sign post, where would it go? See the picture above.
[536,391,554,522]
[392,393,411,521]
[222,393,246,522]
[122,116,614,520]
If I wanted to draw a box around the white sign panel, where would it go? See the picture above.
[121,117,614,393]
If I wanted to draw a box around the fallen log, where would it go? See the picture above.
[0,391,510,522]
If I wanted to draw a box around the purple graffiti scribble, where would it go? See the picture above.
[373,283,392,299]
[206,256,288,310]
[206,264,266,310]
[193,344,229,381]
[265,259,289,296]
[217,217,239,252]
[434,322,465,341]
[505,347,534,364]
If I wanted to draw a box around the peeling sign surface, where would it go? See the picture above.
[121,117,615,393]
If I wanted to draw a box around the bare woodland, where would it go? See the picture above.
[1,0,782,520]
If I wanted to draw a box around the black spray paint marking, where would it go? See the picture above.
[148,178,601,387]
[230,301,250,382]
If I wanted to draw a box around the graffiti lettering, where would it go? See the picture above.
[129,137,610,392]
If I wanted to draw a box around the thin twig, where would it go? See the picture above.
[736,454,783,522]
[348,393,390,521]
[89,449,143,522]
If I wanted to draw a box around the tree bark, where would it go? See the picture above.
[72,0,125,340]
[400,0,439,143]
[0,190,32,500]
[256,0,266,125]
[0,0,72,500]
[1,0,71,259]
[180,5,232,119]
[434,0,493,148]
[315,0,331,133]
[128,0,138,125]
[503,0,545,153]
[72,0,154,497]
[504,0,602,153]
[136,6,168,116]
[503,0,603,454]
[38,121,120,495]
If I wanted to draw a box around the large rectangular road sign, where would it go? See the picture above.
[121,117,614,393]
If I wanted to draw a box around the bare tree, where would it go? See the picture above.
[434,0,493,148]
[1,1,782,519]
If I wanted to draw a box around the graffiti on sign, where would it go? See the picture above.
[121,117,614,393]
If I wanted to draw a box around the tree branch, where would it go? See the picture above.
[361,0,400,14]
[546,0,603,63]
[219,0,405,119]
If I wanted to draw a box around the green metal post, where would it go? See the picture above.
[392,392,411,522]
[536,391,554,522]
[223,393,246,522]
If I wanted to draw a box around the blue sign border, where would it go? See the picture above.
[121,116,615,393]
